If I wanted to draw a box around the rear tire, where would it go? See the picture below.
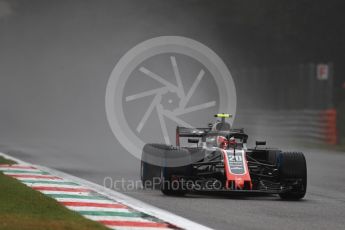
[278,152,307,200]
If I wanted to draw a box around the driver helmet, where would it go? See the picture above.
[217,136,228,149]
[229,136,237,146]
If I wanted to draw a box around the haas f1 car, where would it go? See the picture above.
[141,114,307,200]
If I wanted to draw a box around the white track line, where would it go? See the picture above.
[107,227,172,230]
[23,183,85,189]
[84,215,152,222]
[39,191,92,195]
[0,152,213,230]
[3,171,47,175]
[64,206,131,212]
[53,198,118,204]
[0,167,41,172]
[15,177,65,181]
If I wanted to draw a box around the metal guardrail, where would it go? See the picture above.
[235,109,337,145]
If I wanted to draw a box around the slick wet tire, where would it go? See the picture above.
[160,148,192,196]
[141,144,165,189]
[278,152,307,200]
[140,160,161,189]
[267,150,282,165]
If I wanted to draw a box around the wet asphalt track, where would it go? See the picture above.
[1,142,345,230]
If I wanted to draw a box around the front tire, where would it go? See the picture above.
[140,144,165,189]
[160,148,192,196]
[278,152,307,200]
[140,160,161,189]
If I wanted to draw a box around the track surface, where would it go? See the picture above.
[1,143,344,230]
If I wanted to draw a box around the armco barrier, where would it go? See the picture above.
[321,109,337,144]
[235,109,338,145]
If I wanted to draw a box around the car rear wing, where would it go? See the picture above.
[176,126,247,146]
[229,128,245,133]
[176,126,210,146]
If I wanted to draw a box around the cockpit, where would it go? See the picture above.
[205,132,246,150]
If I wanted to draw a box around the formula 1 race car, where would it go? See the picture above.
[141,114,307,200]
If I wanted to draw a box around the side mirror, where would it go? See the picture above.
[188,138,199,144]
[255,141,266,147]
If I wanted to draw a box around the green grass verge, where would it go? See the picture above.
[0,156,108,230]
[0,156,16,165]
